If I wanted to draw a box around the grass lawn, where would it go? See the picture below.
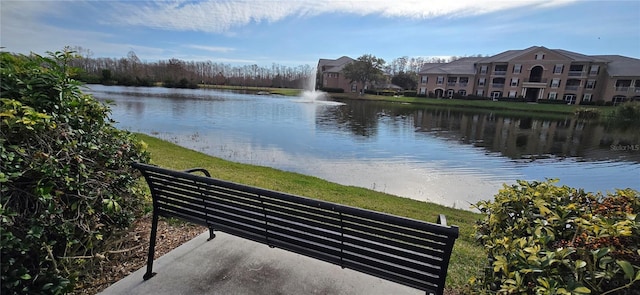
[196,84,616,118]
[136,133,487,291]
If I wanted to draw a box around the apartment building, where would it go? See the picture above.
[317,56,366,93]
[417,46,640,104]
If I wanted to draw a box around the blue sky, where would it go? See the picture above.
[1,0,639,67]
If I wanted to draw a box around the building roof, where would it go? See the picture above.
[478,46,609,63]
[418,57,482,75]
[318,56,354,73]
[593,55,640,77]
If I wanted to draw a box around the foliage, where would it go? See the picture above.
[609,102,640,124]
[471,180,640,294]
[319,87,345,93]
[0,50,150,294]
[342,54,386,88]
[391,71,418,90]
[403,90,417,97]
[537,99,571,105]
[574,108,601,119]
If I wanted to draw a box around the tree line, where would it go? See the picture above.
[65,46,482,90]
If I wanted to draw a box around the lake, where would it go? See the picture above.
[86,85,640,210]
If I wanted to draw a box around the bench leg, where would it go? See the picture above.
[207,226,216,241]
[143,212,159,280]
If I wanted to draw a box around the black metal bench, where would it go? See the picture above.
[133,163,459,295]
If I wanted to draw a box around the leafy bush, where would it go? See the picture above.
[574,108,601,119]
[538,99,570,105]
[403,90,417,97]
[319,87,344,93]
[610,102,640,123]
[471,180,640,294]
[0,50,150,294]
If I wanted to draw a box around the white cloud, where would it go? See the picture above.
[110,0,578,33]
[184,45,236,53]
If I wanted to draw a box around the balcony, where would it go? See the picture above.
[565,85,579,91]
[615,86,630,92]
[523,78,548,88]
[568,71,584,77]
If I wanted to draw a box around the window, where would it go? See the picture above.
[436,76,444,85]
[447,89,455,97]
[478,78,486,86]
[583,93,592,102]
[351,83,357,92]
[513,64,522,74]
[419,87,426,95]
[564,94,576,104]
[553,64,564,74]
[586,79,596,89]
[491,91,502,99]
[589,65,600,75]
[510,78,519,87]
[476,89,484,96]
[508,90,517,98]
[551,78,561,88]
[480,65,487,74]
[535,53,545,60]
[549,92,557,99]
[421,76,428,84]
[458,89,467,96]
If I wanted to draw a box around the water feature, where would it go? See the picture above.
[86,85,640,210]
[297,66,330,103]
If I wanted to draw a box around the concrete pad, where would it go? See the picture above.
[99,231,423,295]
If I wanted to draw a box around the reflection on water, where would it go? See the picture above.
[87,85,639,210]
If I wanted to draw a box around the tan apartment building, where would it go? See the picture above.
[317,56,366,93]
[417,46,640,104]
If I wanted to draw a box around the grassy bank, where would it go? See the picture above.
[196,84,616,117]
[136,133,486,290]
[329,92,618,117]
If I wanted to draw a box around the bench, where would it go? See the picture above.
[133,163,459,295]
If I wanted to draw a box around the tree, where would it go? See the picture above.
[342,54,386,91]
[391,71,418,90]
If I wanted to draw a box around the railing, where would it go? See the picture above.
[568,71,583,76]
[447,82,456,86]
[565,85,579,91]
[524,78,548,83]
[492,83,505,88]
[493,71,506,76]
[615,86,630,92]
[459,82,468,87]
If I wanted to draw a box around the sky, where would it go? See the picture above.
[1,0,639,67]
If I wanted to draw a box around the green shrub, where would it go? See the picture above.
[0,50,150,294]
[470,180,640,294]
[403,90,417,97]
[610,102,640,123]
[319,87,344,93]
[574,108,601,119]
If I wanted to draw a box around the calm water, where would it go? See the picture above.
[87,85,639,210]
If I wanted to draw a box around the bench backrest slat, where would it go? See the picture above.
[134,163,458,295]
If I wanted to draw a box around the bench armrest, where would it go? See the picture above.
[437,214,447,226]
[183,168,211,177]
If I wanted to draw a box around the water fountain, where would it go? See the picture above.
[298,67,329,103]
